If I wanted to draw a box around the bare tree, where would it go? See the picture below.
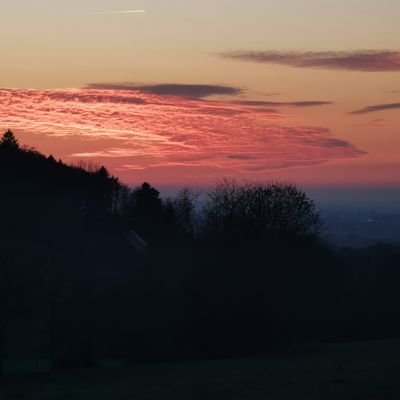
[171,188,202,237]
[202,179,320,242]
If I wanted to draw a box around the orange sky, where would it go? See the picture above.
[1,1,399,186]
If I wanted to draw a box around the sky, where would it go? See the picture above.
[0,0,399,187]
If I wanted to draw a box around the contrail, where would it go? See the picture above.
[92,10,147,15]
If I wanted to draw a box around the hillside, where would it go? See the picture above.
[0,131,145,364]
[1,131,400,372]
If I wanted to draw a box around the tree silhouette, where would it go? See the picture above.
[170,188,200,237]
[126,182,163,240]
[203,179,320,243]
[130,182,162,214]
[0,130,20,150]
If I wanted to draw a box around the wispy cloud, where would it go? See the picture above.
[234,100,333,108]
[0,87,364,178]
[88,83,332,107]
[89,10,146,15]
[353,118,386,128]
[87,83,242,98]
[220,50,400,72]
[350,103,400,115]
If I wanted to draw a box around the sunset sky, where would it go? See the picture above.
[1,0,399,187]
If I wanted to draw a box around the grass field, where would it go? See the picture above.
[1,340,400,399]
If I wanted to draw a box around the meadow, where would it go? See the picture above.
[1,339,400,400]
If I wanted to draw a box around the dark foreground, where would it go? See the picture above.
[1,340,400,400]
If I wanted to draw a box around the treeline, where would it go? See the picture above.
[1,131,400,366]
[122,180,320,245]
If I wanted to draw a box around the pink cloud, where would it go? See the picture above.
[0,87,364,182]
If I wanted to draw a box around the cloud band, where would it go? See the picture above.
[220,50,400,72]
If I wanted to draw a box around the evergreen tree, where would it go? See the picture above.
[126,182,163,240]
[0,130,20,150]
